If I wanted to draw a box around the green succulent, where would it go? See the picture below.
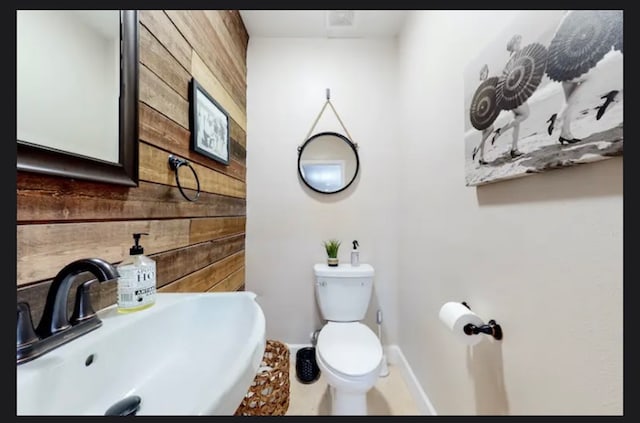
[323,239,341,258]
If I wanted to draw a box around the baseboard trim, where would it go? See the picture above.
[384,345,437,415]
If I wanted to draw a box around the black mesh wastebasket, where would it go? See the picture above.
[295,347,320,384]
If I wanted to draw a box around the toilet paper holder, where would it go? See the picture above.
[461,302,503,340]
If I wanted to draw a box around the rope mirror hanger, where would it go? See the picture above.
[298,88,358,151]
[297,89,359,194]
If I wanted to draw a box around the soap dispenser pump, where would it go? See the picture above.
[351,240,360,266]
[117,233,157,313]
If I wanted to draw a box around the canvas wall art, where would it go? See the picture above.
[464,10,623,186]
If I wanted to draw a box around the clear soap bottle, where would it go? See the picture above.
[351,240,360,266]
[117,233,156,313]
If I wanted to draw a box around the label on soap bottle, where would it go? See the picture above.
[117,261,156,310]
[351,251,359,266]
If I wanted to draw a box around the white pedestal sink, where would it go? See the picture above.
[17,292,266,415]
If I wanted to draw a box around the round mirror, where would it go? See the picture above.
[298,131,359,194]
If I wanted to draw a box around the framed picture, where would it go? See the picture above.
[190,78,229,165]
[464,10,622,186]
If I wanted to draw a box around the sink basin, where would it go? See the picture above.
[17,292,266,415]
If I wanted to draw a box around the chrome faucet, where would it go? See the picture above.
[17,258,119,365]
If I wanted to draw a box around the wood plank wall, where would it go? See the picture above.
[17,10,249,325]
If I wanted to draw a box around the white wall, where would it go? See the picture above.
[396,11,623,415]
[17,10,119,163]
[246,38,400,344]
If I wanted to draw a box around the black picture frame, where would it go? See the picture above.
[190,78,230,165]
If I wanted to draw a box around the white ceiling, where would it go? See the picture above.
[239,10,408,38]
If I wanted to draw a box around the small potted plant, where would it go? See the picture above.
[323,239,341,267]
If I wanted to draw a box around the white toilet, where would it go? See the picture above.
[313,263,383,415]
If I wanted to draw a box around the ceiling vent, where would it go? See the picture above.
[326,10,355,28]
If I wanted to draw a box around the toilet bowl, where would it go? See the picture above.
[313,263,381,415]
[315,321,382,415]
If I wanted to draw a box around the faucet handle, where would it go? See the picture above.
[17,302,39,348]
[70,279,98,325]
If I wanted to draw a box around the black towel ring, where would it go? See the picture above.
[168,155,201,202]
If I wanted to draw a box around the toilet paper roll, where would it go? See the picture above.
[439,302,485,346]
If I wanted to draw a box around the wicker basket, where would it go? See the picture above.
[234,340,290,416]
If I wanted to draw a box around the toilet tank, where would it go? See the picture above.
[313,263,375,322]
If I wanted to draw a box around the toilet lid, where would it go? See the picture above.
[317,322,382,377]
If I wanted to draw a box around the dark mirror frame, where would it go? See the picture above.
[17,10,139,187]
[297,131,360,195]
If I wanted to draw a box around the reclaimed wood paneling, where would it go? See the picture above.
[159,251,245,293]
[220,11,249,53]
[17,174,245,223]
[139,10,192,72]
[189,217,246,245]
[191,51,247,131]
[17,219,190,285]
[139,101,189,151]
[140,64,189,128]
[208,267,245,292]
[230,118,246,149]
[140,25,190,100]
[155,234,245,288]
[18,233,245,324]
[138,142,246,198]
[17,10,249,318]
[17,216,245,285]
[203,11,246,90]
[230,136,247,163]
[139,103,246,181]
[165,10,246,109]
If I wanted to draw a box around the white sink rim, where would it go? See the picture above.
[16,291,266,415]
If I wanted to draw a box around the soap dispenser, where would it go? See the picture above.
[117,233,157,313]
[351,240,360,266]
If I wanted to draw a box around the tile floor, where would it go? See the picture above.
[286,354,420,415]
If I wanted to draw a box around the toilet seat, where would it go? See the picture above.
[317,322,382,377]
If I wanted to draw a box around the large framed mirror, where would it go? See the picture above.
[298,131,359,194]
[16,10,139,186]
